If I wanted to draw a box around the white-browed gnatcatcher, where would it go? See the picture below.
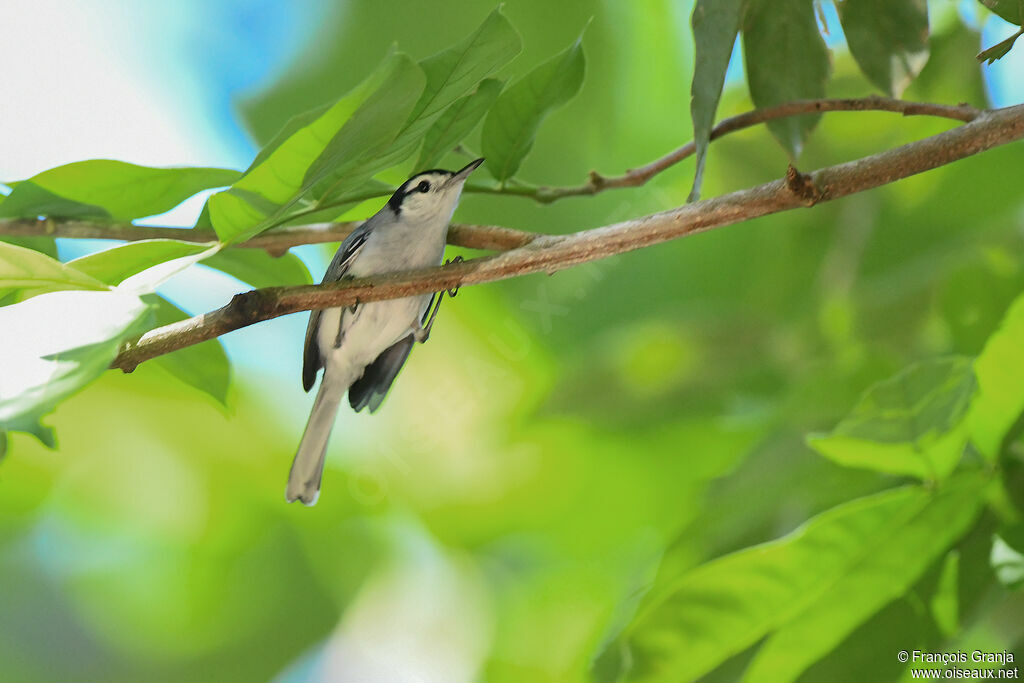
[286,158,484,505]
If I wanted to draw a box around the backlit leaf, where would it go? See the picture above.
[0,241,106,298]
[69,239,213,286]
[0,290,151,442]
[0,161,239,221]
[208,51,425,244]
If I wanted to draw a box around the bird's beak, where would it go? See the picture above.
[451,157,485,184]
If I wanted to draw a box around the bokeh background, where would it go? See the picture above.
[1,1,1023,681]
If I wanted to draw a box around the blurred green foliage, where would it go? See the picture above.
[2,1,1024,682]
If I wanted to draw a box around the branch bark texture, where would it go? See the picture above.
[110,103,1024,372]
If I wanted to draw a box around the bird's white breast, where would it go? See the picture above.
[318,215,447,370]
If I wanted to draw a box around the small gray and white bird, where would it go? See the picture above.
[286,158,484,505]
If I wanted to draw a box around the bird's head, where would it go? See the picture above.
[387,157,484,222]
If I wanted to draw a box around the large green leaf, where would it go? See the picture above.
[482,36,586,181]
[0,289,150,443]
[306,9,519,205]
[807,357,976,481]
[0,241,106,298]
[613,474,985,682]
[244,102,332,174]
[202,249,312,289]
[838,0,929,97]
[0,161,239,221]
[417,79,503,170]
[380,8,520,172]
[740,475,984,682]
[68,239,213,286]
[208,51,426,244]
[144,294,231,406]
[67,245,232,405]
[688,0,744,202]
[297,52,425,204]
[970,293,1024,461]
[742,0,830,157]
[208,10,519,243]
[409,9,519,124]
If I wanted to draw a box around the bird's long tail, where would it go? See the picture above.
[286,368,353,505]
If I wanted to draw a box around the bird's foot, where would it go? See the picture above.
[415,256,465,343]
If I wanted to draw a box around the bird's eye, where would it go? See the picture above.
[416,180,430,193]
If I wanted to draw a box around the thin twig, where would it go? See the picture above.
[110,103,1024,372]
[493,96,981,203]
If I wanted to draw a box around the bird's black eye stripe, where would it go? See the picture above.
[416,180,430,193]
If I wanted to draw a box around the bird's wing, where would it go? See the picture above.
[347,334,415,413]
[302,222,373,392]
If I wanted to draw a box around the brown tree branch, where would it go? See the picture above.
[110,102,1024,373]
[0,96,981,253]
[0,217,536,254]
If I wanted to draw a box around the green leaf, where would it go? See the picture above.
[274,55,425,205]
[417,79,503,169]
[1,236,59,259]
[68,239,213,286]
[930,551,960,638]
[0,415,55,453]
[688,0,744,202]
[271,178,396,228]
[0,241,107,298]
[208,51,426,244]
[386,8,520,171]
[202,249,312,289]
[970,293,1024,461]
[410,9,519,124]
[0,182,108,220]
[0,161,239,221]
[977,27,1024,63]
[614,475,985,682]
[838,0,929,97]
[0,290,151,441]
[742,0,830,157]
[979,0,1023,25]
[482,35,586,181]
[144,294,230,405]
[991,526,1024,589]
[807,357,976,481]
[209,10,519,243]
[244,102,332,174]
[740,476,983,682]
